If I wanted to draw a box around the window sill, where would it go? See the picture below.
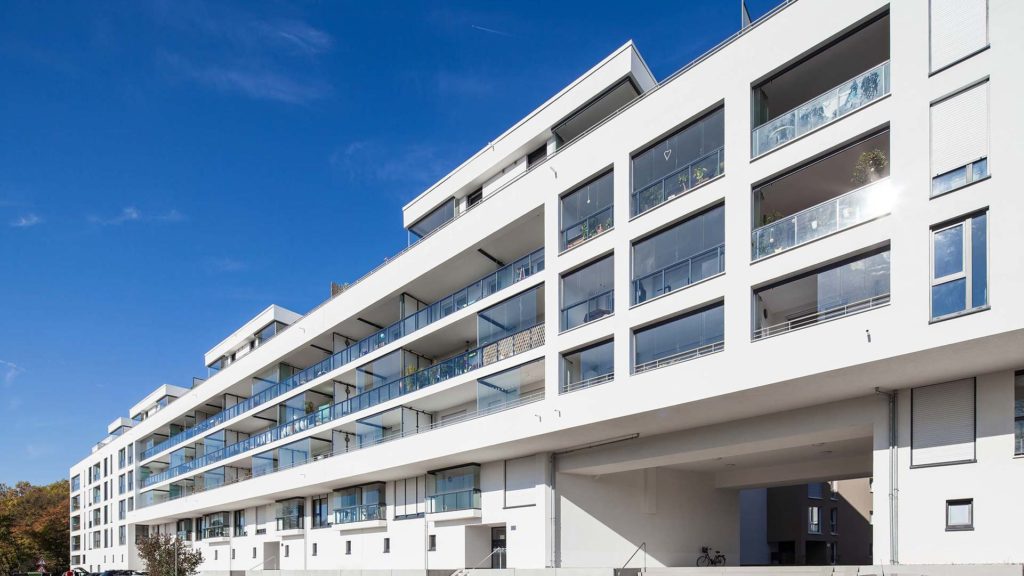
[929,305,990,324]
[945,526,975,532]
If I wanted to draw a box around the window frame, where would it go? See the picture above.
[558,169,614,252]
[945,498,974,531]
[930,211,988,321]
[808,505,822,534]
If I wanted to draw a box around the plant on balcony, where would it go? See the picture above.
[693,165,708,185]
[304,401,315,414]
[851,149,888,186]
[860,70,880,100]
[760,210,784,226]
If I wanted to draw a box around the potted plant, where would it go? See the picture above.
[304,401,315,414]
[693,166,708,185]
[851,149,888,186]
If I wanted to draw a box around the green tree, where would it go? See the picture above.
[0,480,70,574]
[136,534,204,576]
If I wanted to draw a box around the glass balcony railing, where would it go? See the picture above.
[426,489,482,514]
[334,504,385,524]
[200,527,229,539]
[561,290,614,331]
[140,389,544,508]
[562,205,613,251]
[632,147,725,216]
[141,322,546,488]
[752,61,890,158]
[751,178,892,260]
[633,244,725,305]
[276,516,303,531]
[140,247,544,461]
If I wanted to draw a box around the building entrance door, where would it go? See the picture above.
[490,526,506,568]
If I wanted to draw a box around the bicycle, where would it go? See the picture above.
[695,545,726,567]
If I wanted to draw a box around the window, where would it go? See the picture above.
[428,534,436,551]
[931,212,987,319]
[276,498,304,531]
[118,526,126,546]
[1015,372,1024,456]
[408,198,455,241]
[383,537,390,553]
[560,255,613,330]
[118,475,125,495]
[808,506,822,534]
[930,0,988,72]
[808,483,824,499]
[561,340,614,393]
[477,286,541,347]
[467,187,483,208]
[527,144,547,168]
[312,543,318,557]
[118,500,125,521]
[632,204,724,304]
[231,549,235,560]
[830,542,838,565]
[127,471,133,492]
[912,379,976,466]
[560,171,613,250]
[631,107,724,215]
[946,499,974,531]
[931,81,989,196]
[428,465,482,513]
[252,548,257,559]
[284,545,289,558]
[312,495,330,528]
[633,302,724,373]
[214,550,218,561]
[234,510,246,537]
[345,541,352,555]
[118,448,126,469]
[830,507,838,534]
[71,475,81,492]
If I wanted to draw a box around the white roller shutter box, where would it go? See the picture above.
[912,379,975,466]
[931,0,988,71]
[504,455,541,507]
[931,82,988,176]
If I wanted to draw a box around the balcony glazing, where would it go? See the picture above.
[140,247,543,461]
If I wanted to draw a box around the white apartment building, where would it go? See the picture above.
[70,0,1024,573]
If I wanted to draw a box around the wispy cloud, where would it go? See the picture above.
[0,360,24,387]
[25,442,55,460]
[162,53,328,104]
[88,207,186,226]
[152,4,333,105]
[89,206,141,225]
[10,213,42,228]
[471,24,516,38]
[205,257,248,274]
[330,140,456,190]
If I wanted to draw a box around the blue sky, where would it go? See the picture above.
[0,0,776,484]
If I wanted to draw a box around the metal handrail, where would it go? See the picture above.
[753,293,891,340]
[561,372,614,394]
[615,542,646,576]
[634,341,724,374]
[561,289,614,330]
[561,204,614,250]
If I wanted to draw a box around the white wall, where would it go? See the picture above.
[558,467,739,568]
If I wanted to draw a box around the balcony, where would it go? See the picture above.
[561,171,613,251]
[561,340,613,394]
[141,321,546,488]
[751,14,889,158]
[752,130,892,260]
[140,246,544,462]
[633,303,724,374]
[561,255,614,331]
[632,204,725,305]
[334,504,386,531]
[427,489,481,515]
[632,147,724,217]
[753,247,891,340]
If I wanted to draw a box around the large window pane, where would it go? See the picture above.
[971,213,987,308]
[478,286,542,346]
[932,279,967,318]
[562,340,614,392]
[561,256,614,330]
[632,205,725,304]
[634,303,724,370]
[409,198,456,240]
[934,224,964,278]
[561,172,614,250]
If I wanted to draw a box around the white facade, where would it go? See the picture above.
[70,1,1024,573]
